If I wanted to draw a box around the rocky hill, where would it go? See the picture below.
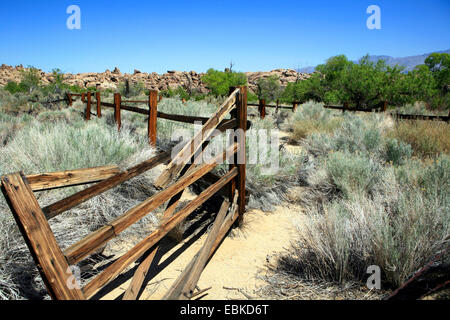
[0,64,310,93]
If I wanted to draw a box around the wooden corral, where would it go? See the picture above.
[1,87,250,300]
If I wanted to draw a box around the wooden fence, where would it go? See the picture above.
[1,86,249,300]
[248,97,448,122]
[324,102,449,122]
[248,99,299,119]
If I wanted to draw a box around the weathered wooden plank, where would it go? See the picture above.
[154,88,239,189]
[148,90,158,146]
[121,100,148,104]
[42,151,171,220]
[25,165,120,192]
[96,92,102,118]
[114,93,121,131]
[164,198,231,300]
[157,111,210,124]
[82,167,238,298]
[230,87,248,225]
[86,92,92,121]
[1,173,85,300]
[65,144,239,265]
[259,99,266,119]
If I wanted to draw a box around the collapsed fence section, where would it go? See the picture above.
[2,86,249,300]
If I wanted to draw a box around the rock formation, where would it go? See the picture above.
[0,64,310,93]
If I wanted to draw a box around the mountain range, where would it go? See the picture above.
[298,49,450,73]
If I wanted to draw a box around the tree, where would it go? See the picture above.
[424,52,450,91]
[201,68,247,96]
[256,75,282,102]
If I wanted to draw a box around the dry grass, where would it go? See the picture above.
[0,118,164,300]
[386,120,449,158]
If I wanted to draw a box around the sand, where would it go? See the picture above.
[100,198,303,300]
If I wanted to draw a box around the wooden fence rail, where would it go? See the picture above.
[324,103,449,122]
[248,99,299,119]
[2,86,249,300]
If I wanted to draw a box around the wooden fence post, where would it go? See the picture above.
[228,87,238,204]
[148,90,158,146]
[292,101,298,112]
[383,101,388,113]
[236,86,247,225]
[114,93,121,131]
[343,102,348,113]
[81,92,86,103]
[96,92,102,118]
[276,99,279,114]
[258,99,266,119]
[67,93,73,106]
[85,92,92,121]
[1,173,86,300]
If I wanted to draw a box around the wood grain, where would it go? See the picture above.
[42,151,170,220]
[26,165,120,192]
[1,173,85,300]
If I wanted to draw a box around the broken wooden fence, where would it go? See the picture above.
[1,86,249,300]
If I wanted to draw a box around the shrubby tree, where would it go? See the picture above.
[256,75,282,102]
[280,53,449,110]
[201,68,247,96]
[118,79,146,98]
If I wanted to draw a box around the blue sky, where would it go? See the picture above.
[0,0,449,74]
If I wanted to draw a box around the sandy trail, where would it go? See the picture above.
[100,196,303,300]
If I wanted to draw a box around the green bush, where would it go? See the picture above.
[201,68,247,97]
[118,79,146,98]
[280,53,449,110]
[326,151,383,199]
[256,75,282,102]
[384,138,412,165]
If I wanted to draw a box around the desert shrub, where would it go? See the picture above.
[0,118,161,300]
[118,79,146,98]
[384,138,412,165]
[275,108,449,289]
[0,118,146,175]
[387,120,449,158]
[281,151,449,288]
[325,151,383,199]
[290,101,343,140]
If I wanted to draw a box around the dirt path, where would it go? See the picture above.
[100,199,303,300]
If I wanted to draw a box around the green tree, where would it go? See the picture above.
[19,67,41,93]
[424,52,450,91]
[201,68,247,96]
[256,75,282,102]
